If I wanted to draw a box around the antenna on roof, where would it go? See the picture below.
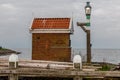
[71,12,74,34]
[32,12,35,19]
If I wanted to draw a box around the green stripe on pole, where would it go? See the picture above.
[86,23,90,26]
[86,15,90,19]
[86,18,90,26]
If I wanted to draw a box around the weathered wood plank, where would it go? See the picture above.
[0,68,120,78]
[0,59,120,78]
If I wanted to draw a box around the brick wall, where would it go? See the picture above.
[32,33,71,62]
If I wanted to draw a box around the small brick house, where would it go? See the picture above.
[30,18,73,62]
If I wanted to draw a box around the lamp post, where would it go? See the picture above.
[85,2,91,27]
[77,2,92,63]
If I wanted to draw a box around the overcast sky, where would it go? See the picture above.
[0,0,120,49]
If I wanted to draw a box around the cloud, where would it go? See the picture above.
[93,9,106,16]
[0,3,16,10]
[0,0,120,49]
[0,3,19,17]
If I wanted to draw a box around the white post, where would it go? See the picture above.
[73,55,82,70]
[9,54,19,80]
[9,54,18,69]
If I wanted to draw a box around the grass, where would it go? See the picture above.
[100,65,111,71]
[0,47,8,50]
[99,63,115,71]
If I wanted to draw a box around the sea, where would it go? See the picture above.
[1,48,120,65]
[72,49,120,64]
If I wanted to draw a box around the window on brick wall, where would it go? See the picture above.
[37,36,40,40]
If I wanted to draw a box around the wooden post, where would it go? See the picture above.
[86,30,91,63]
[77,22,91,64]
[9,74,18,80]
[74,76,82,80]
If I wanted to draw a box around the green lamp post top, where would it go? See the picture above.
[85,2,92,16]
[85,2,92,26]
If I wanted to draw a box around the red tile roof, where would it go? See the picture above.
[31,18,70,29]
